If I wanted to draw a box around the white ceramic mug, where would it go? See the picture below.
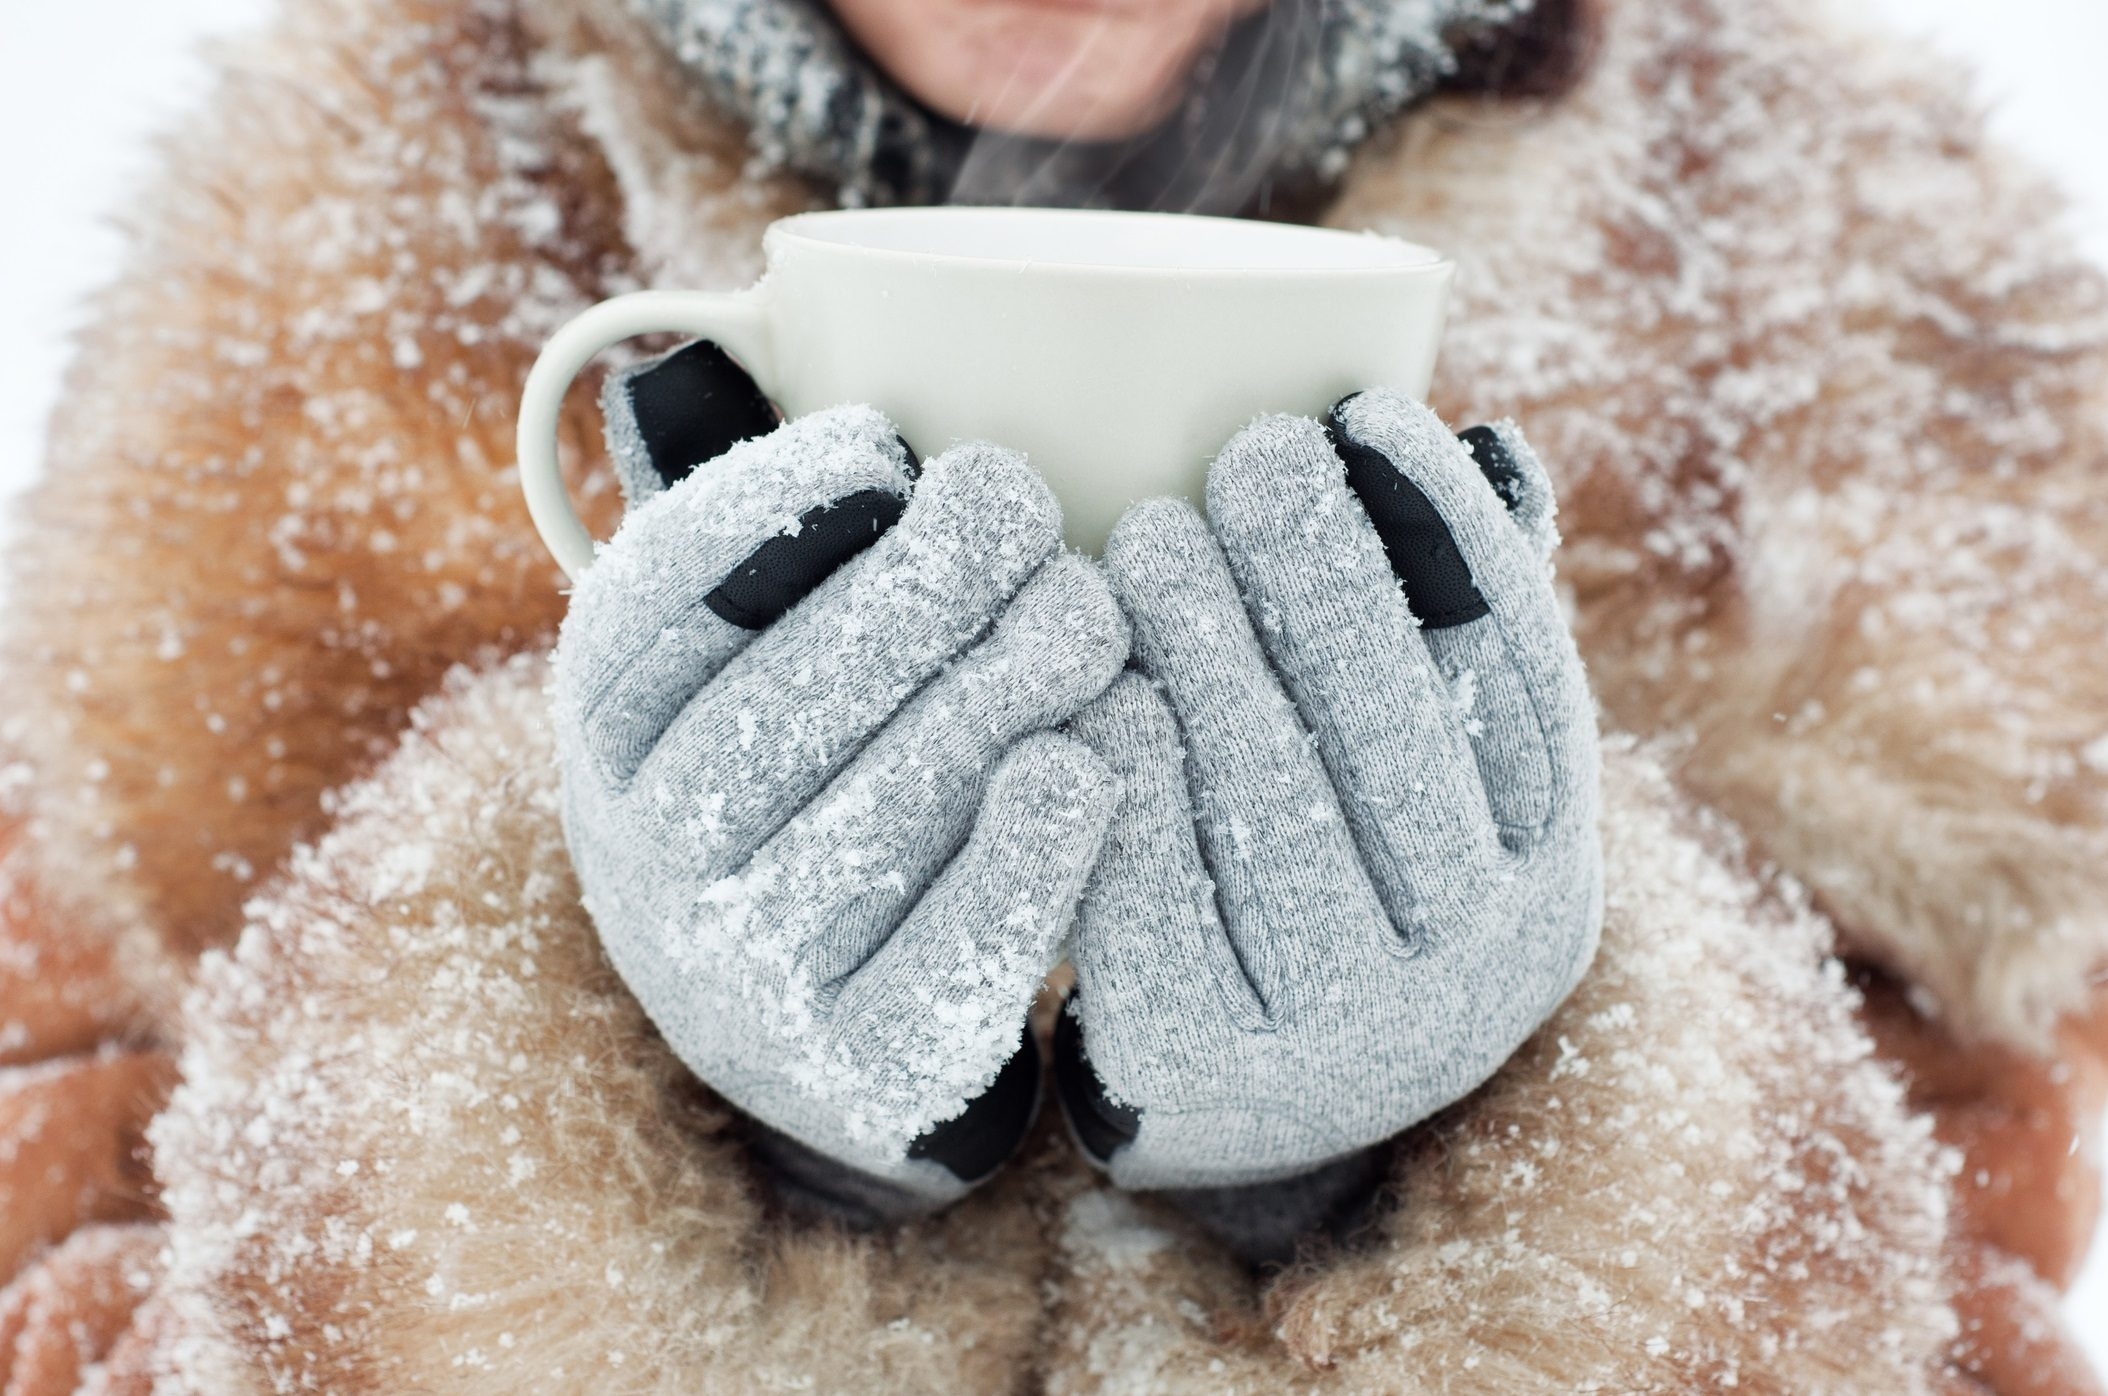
[518,207,1452,577]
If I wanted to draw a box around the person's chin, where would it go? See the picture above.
[853,1,1217,142]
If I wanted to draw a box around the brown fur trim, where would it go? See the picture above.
[151,663,1963,1392]
[4,0,2105,1382]
[0,817,148,1068]
[151,658,1052,1395]
[1044,743,1960,1393]
[0,1222,162,1395]
[5,0,2100,1053]
[521,0,821,289]
[1331,0,2108,1047]
[0,1050,172,1284]
[0,0,763,1007]
[9,0,2096,1057]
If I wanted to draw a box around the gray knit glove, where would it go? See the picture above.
[1056,391,1602,1262]
[556,346,1127,1222]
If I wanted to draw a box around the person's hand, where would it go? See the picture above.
[556,343,1128,1221]
[1055,390,1602,1261]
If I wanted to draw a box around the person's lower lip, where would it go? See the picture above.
[975,0,1145,15]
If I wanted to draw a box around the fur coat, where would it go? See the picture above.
[1,0,2105,1390]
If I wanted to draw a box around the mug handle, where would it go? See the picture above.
[516,288,776,581]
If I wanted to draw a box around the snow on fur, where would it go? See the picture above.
[1332,0,2108,1044]
[1044,745,1957,1392]
[150,659,1960,1392]
[153,657,1054,1395]
[0,0,2101,1384]
[0,0,801,1002]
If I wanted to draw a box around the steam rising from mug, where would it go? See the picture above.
[635,0,1536,216]
[945,0,1524,216]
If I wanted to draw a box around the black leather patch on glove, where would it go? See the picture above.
[909,1035,1045,1184]
[621,339,780,491]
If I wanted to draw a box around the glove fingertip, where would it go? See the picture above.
[1203,413,1336,523]
[603,339,780,509]
[1101,495,1217,618]
[1018,553,1133,688]
[1007,728,1117,808]
[899,442,1066,601]
[976,734,1121,888]
[1325,402,1491,631]
[1458,420,1558,556]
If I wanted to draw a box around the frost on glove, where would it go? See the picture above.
[558,344,1128,1224]
[1057,393,1602,1265]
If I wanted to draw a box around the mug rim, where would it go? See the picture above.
[766,206,1452,280]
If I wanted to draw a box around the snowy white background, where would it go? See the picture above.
[0,0,2103,1361]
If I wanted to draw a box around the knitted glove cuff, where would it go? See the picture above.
[745,1039,1045,1226]
[1163,1148,1389,1269]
